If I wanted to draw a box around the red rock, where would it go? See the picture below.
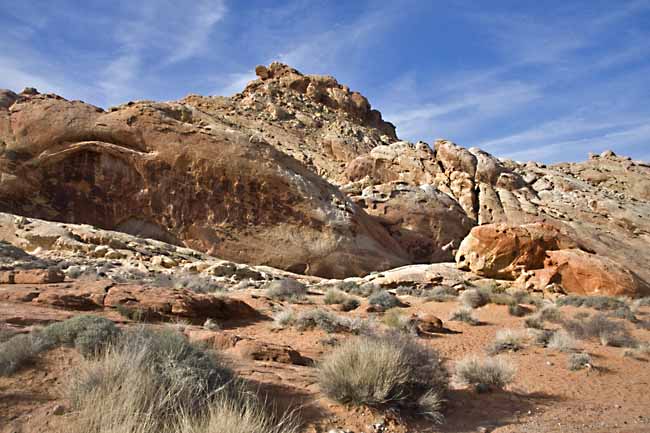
[519,249,650,297]
[233,339,312,366]
[456,223,579,279]
[0,268,65,284]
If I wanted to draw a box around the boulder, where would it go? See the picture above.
[456,223,579,279]
[233,339,312,365]
[518,249,650,297]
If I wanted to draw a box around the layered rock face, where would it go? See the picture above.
[0,85,408,278]
[1,63,649,293]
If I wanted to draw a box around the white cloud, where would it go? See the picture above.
[211,71,256,96]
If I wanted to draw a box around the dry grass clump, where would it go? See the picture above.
[272,308,297,329]
[556,295,627,311]
[459,289,490,309]
[562,313,637,348]
[64,326,298,433]
[294,309,372,334]
[508,303,529,317]
[153,273,225,293]
[568,352,592,371]
[0,333,44,376]
[323,289,359,311]
[547,330,578,352]
[325,280,379,297]
[368,290,402,310]
[265,279,308,302]
[623,342,650,359]
[425,286,458,302]
[524,305,563,329]
[318,334,448,421]
[454,356,515,392]
[449,308,481,326]
[381,309,416,334]
[487,329,527,355]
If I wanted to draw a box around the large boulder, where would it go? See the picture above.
[0,92,408,278]
[519,249,650,297]
[455,223,579,279]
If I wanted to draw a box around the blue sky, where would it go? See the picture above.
[1,1,649,163]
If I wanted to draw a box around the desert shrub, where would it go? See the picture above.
[318,334,448,421]
[68,327,232,424]
[487,329,526,355]
[323,289,349,305]
[562,313,637,348]
[42,315,121,357]
[623,342,650,359]
[368,290,401,310]
[64,327,297,433]
[512,290,542,306]
[524,315,545,330]
[608,306,638,323]
[556,295,627,311]
[272,308,296,329]
[537,305,563,323]
[115,304,150,322]
[340,297,360,312]
[449,308,481,325]
[265,279,307,302]
[547,330,578,352]
[425,286,458,302]
[382,309,416,334]
[508,304,529,317]
[454,356,515,392]
[0,326,17,343]
[489,292,515,306]
[568,352,592,371]
[0,333,44,376]
[528,329,554,347]
[327,280,379,297]
[459,289,489,309]
[295,309,346,333]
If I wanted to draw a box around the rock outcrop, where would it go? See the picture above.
[455,223,579,279]
[0,85,408,278]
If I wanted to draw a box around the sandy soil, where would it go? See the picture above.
[1,288,649,433]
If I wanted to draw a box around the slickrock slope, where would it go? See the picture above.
[0,84,407,278]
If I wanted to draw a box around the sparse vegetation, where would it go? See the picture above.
[272,308,296,329]
[425,286,458,302]
[265,279,308,302]
[41,315,121,357]
[449,307,481,325]
[323,288,359,311]
[459,288,489,309]
[562,313,637,348]
[557,295,627,311]
[0,333,44,376]
[381,309,416,334]
[64,326,298,433]
[508,303,529,317]
[454,356,515,392]
[487,329,526,355]
[568,352,592,371]
[318,334,448,421]
[340,297,360,312]
[547,330,578,352]
[368,290,402,310]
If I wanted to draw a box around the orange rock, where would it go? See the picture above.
[456,223,579,279]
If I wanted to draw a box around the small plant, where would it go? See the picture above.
[454,356,515,392]
[42,315,121,357]
[623,342,650,359]
[295,309,346,333]
[0,333,43,376]
[568,352,592,371]
[368,290,402,310]
[563,313,637,348]
[340,297,360,312]
[557,295,627,311]
[547,330,578,352]
[425,286,458,302]
[528,329,554,347]
[265,279,308,302]
[323,289,349,305]
[272,308,296,329]
[487,329,526,355]
[382,309,416,334]
[524,315,545,330]
[508,303,529,317]
[449,308,481,325]
[537,305,563,323]
[318,334,448,421]
[459,289,489,309]
[115,304,148,322]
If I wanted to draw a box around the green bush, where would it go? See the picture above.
[318,334,448,421]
